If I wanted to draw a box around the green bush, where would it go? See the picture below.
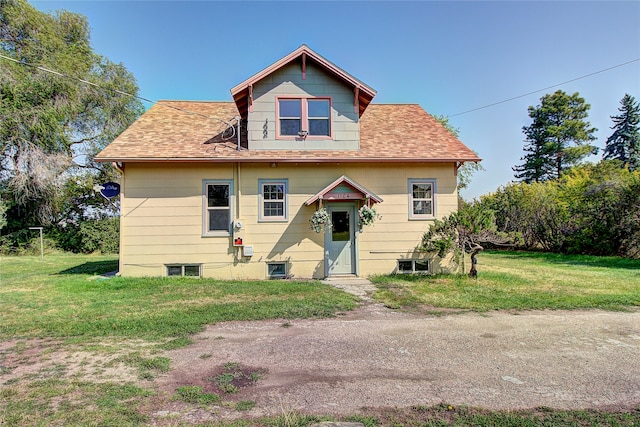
[52,217,119,254]
[79,217,119,253]
[0,230,59,256]
[479,161,640,258]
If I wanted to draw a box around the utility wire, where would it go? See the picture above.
[449,58,640,117]
[4,52,637,124]
[0,53,238,134]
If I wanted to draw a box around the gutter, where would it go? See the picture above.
[96,157,482,164]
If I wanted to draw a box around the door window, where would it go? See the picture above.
[331,211,350,241]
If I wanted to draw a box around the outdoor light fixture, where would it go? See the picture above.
[298,130,308,138]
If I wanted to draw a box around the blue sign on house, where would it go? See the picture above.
[100,182,120,199]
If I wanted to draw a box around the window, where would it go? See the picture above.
[259,179,288,221]
[267,262,287,279]
[397,259,430,274]
[167,264,202,277]
[408,179,436,219]
[277,98,331,137]
[203,180,233,235]
[307,99,330,136]
[278,99,301,136]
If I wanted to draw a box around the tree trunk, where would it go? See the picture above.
[468,244,483,279]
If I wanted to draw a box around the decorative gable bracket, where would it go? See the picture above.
[230,45,376,120]
[305,175,383,208]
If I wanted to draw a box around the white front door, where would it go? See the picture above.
[326,205,356,276]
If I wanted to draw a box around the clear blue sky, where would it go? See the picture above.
[31,1,640,199]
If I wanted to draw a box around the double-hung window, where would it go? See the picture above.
[203,180,233,235]
[277,98,331,138]
[259,179,288,221]
[408,179,436,219]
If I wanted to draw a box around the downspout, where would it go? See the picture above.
[235,115,241,217]
[236,162,241,218]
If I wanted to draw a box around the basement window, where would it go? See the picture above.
[167,264,202,277]
[267,262,287,279]
[397,259,430,274]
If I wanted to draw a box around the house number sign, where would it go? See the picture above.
[324,192,361,200]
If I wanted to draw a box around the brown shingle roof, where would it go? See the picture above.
[95,101,481,163]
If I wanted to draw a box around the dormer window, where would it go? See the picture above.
[277,97,331,138]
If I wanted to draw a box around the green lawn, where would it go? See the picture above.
[2,252,639,426]
[371,251,640,312]
[0,254,356,341]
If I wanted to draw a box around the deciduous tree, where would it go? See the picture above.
[433,114,484,191]
[0,0,143,234]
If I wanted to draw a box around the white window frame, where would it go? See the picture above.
[259,179,288,222]
[408,179,436,220]
[266,262,287,279]
[166,264,202,277]
[276,97,332,139]
[397,259,430,274]
[202,180,233,236]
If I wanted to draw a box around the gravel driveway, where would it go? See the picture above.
[159,281,640,418]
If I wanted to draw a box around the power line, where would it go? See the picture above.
[0,53,238,134]
[449,58,640,117]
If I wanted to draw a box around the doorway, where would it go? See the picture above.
[325,204,357,276]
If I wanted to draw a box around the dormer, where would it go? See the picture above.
[230,45,376,151]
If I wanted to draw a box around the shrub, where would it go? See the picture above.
[79,217,119,253]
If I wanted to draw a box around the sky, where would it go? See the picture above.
[30,0,640,200]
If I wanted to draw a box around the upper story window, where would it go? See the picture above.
[259,179,288,221]
[277,98,331,138]
[408,179,436,219]
[203,180,233,235]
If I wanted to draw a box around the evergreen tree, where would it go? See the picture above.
[513,90,598,182]
[603,94,640,171]
[513,108,553,183]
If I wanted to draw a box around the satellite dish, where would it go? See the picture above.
[100,182,120,199]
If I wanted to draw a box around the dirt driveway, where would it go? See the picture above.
[158,296,640,418]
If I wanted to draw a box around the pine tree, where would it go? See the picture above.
[513,108,553,183]
[513,90,598,182]
[604,94,640,171]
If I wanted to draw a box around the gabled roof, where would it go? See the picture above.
[305,175,383,206]
[230,45,377,119]
[94,101,481,164]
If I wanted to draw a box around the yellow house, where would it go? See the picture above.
[95,45,480,279]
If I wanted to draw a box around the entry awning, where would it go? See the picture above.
[304,175,383,206]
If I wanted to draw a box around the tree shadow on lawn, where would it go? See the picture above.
[57,259,119,275]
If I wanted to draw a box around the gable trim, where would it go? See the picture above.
[230,45,376,119]
[305,175,383,206]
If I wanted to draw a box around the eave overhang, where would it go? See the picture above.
[94,156,481,164]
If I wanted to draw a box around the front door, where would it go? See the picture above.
[326,205,356,276]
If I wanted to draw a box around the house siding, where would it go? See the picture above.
[247,62,359,150]
[118,162,457,278]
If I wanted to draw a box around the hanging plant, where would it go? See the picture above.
[358,205,381,227]
[310,208,332,233]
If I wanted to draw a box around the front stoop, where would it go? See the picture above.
[321,276,377,300]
